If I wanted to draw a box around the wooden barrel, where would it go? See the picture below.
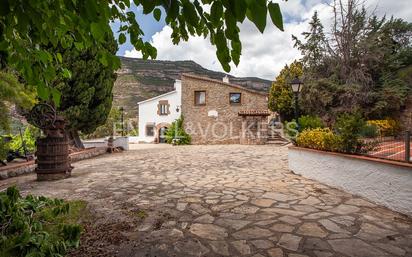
[35,137,72,181]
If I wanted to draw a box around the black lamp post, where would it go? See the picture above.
[119,107,124,136]
[290,76,304,129]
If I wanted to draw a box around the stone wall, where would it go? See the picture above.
[181,75,268,144]
[0,161,36,180]
[0,147,107,180]
[70,147,107,162]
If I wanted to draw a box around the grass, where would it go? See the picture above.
[40,200,88,236]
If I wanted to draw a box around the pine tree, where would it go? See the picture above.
[54,37,118,146]
[293,12,327,77]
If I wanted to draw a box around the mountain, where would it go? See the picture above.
[113,57,272,117]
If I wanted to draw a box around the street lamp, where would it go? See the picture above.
[119,107,124,136]
[290,76,304,129]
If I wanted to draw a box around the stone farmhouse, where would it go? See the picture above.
[137,74,273,144]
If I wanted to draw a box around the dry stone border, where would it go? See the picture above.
[3,144,412,257]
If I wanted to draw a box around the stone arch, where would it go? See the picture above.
[155,122,171,143]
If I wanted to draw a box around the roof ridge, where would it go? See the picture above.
[137,90,177,105]
[181,73,268,96]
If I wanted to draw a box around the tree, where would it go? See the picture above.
[53,37,118,146]
[293,12,327,77]
[268,61,303,121]
[293,0,412,120]
[0,71,35,160]
[82,107,122,139]
[1,0,285,105]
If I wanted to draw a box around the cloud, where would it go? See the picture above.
[124,48,143,58]
[123,0,412,81]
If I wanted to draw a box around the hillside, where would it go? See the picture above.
[113,57,272,117]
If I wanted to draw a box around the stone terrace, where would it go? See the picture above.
[1,145,411,257]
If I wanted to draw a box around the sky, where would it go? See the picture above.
[112,0,412,81]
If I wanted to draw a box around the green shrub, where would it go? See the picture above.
[331,113,378,153]
[367,119,399,136]
[0,135,11,161]
[359,124,379,138]
[297,114,378,154]
[333,113,367,153]
[128,128,138,136]
[165,116,191,145]
[296,128,342,151]
[0,187,83,256]
[298,115,324,131]
[9,125,40,154]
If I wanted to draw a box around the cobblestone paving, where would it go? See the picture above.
[3,145,412,257]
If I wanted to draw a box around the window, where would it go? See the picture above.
[146,125,155,136]
[158,100,169,115]
[229,93,241,104]
[194,91,206,105]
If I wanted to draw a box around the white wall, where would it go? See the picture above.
[82,137,130,150]
[137,80,182,143]
[289,147,412,217]
[82,139,107,148]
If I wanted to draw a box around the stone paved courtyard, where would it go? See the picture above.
[2,145,412,257]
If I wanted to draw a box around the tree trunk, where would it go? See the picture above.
[66,129,84,149]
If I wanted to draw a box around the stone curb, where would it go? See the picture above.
[0,147,107,180]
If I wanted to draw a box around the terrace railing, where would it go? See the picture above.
[364,131,411,163]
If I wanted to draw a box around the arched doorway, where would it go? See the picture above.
[155,122,171,144]
[158,126,168,143]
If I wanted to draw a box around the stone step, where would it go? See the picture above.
[266,140,290,146]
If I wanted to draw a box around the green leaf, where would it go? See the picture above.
[153,8,162,21]
[210,1,223,26]
[247,0,267,33]
[37,83,48,100]
[229,0,247,22]
[268,2,283,31]
[56,53,63,63]
[62,68,72,79]
[51,88,62,107]
[99,52,109,66]
[37,50,51,64]
[182,0,199,26]
[111,55,122,69]
[140,0,156,14]
[118,33,126,44]
[165,0,179,20]
[90,22,105,41]
[224,10,237,40]
[74,42,84,51]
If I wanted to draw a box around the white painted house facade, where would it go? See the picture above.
[137,80,182,143]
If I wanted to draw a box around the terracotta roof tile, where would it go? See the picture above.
[238,110,271,116]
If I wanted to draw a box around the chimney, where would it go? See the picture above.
[223,75,229,83]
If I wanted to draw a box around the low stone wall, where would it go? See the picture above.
[70,147,107,162]
[0,147,107,180]
[83,137,129,150]
[289,146,412,217]
[0,161,36,180]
